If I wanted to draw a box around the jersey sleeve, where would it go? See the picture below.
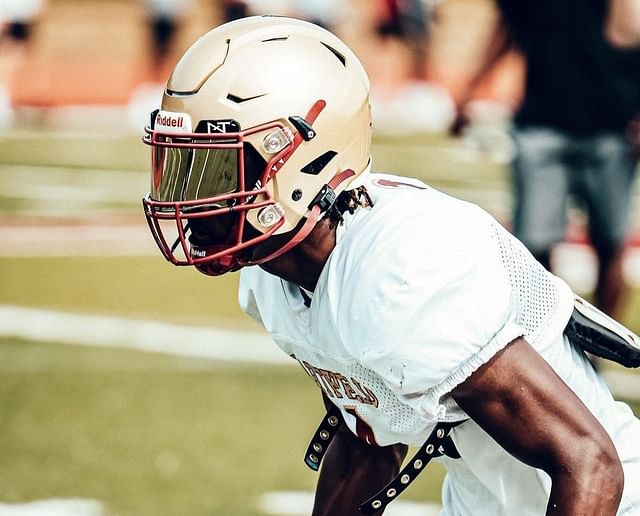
[336,202,525,423]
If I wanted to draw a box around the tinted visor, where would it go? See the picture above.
[143,116,298,270]
[148,134,267,250]
[151,142,267,207]
[151,142,240,205]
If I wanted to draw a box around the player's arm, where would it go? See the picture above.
[449,13,514,136]
[312,409,408,515]
[451,336,624,515]
[605,0,640,48]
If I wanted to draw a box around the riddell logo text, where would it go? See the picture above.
[156,114,184,128]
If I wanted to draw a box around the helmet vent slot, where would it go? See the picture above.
[301,151,337,175]
[320,42,346,66]
[226,93,267,104]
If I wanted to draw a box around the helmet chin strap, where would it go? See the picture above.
[244,168,356,266]
[240,100,354,267]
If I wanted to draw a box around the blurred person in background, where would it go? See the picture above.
[130,0,345,128]
[242,0,346,29]
[142,16,640,515]
[220,0,249,21]
[453,0,640,320]
[0,0,44,128]
[376,0,430,82]
[138,0,345,81]
[130,0,193,127]
[139,0,255,83]
[365,0,457,134]
[139,0,193,83]
[290,0,341,29]
[0,0,43,42]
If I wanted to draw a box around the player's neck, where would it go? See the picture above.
[259,218,336,292]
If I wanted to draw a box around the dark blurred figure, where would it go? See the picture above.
[0,0,45,128]
[376,0,430,81]
[141,0,247,77]
[455,0,640,320]
[221,0,248,21]
[6,17,30,41]
[0,0,44,43]
[149,11,176,67]
[140,0,191,78]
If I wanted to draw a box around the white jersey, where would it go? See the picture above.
[238,173,640,515]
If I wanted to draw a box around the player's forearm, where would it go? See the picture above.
[312,427,407,516]
[606,0,640,48]
[546,445,624,515]
[313,471,384,516]
[312,451,408,516]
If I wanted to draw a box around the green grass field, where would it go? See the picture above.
[0,127,638,515]
[0,338,450,516]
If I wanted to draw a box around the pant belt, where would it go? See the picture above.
[304,406,460,513]
[358,421,459,514]
[303,404,343,471]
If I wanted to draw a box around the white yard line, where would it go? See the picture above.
[0,499,103,516]
[0,491,439,516]
[2,222,640,293]
[259,491,441,516]
[0,224,156,256]
[0,305,287,364]
[0,305,638,401]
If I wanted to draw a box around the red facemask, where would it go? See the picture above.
[142,101,329,275]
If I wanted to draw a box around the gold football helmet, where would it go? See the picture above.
[143,16,371,275]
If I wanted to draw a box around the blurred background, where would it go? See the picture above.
[0,1,638,515]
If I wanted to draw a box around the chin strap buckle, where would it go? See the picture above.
[307,169,357,213]
[308,184,337,212]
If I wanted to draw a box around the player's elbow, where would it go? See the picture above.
[559,436,624,500]
[588,440,624,492]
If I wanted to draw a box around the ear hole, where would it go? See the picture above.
[301,151,337,175]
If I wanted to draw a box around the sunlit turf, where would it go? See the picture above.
[0,338,636,515]
[1,251,639,333]
[0,132,509,216]
[0,132,485,176]
[0,338,445,516]
[0,132,147,171]
[0,128,638,514]
[0,256,251,329]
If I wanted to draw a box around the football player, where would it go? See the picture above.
[142,16,640,515]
